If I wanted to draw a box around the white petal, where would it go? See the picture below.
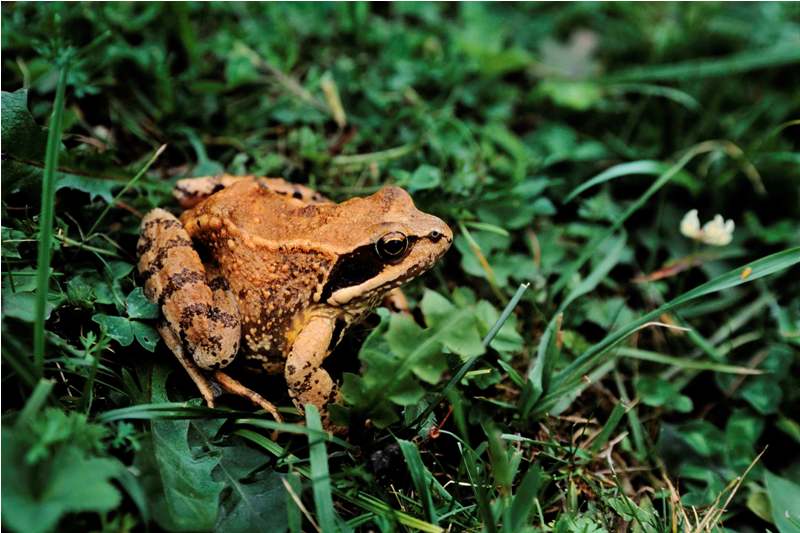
[680,209,702,239]
[700,215,734,246]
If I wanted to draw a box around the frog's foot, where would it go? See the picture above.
[156,322,219,408]
[212,370,283,424]
[322,417,348,436]
[382,287,411,315]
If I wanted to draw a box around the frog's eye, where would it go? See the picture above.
[376,232,409,261]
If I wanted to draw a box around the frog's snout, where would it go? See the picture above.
[425,216,453,250]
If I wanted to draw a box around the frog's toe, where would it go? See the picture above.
[209,379,223,399]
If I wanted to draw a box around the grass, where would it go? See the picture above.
[2,3,800,533]
[32,56,69,378]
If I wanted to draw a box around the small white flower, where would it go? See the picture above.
[680,209,734,246]
[701,214,735,246]
[680,209,702,240]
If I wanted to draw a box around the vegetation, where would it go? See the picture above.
[2,3,799,532]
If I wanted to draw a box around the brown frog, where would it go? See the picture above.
[137,175,452,428]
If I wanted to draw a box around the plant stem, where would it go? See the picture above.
[33,57,70,379]
[86,144,166,237]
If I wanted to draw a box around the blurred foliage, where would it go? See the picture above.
[2,2,800,532]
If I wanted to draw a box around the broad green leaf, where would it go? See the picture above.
[2,288,63,322]
[1,439,122,533]
[106,260,134,280]
[140,365,225,531]
[635,376,693,413]
[406,164,442,192]
[607,495,656,526]
[539,80,603,111]
[92,314,134,347]
[419,290,484,359]
[734,345,793,414]
[724,410,765,472]
[475,179,554,230]
[765,471,800,533]
[55,172,121,203]
[1,403,125,533]
[1,227,27,259]
[126,287,159,319]
[676,421,726,458]
[212,436,289,533]
[343,297,485,427]
[132,321,160,352]
[474,300,524,354]
[738,377,783,415]
[1,89,48,160]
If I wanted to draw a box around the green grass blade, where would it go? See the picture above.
[533,247,800,417]
[564,160,693,204]
[613,370,648,459]
[509,465,545,530]
[284,473,304,533]
[604,42,800,83]
[15,379,54,428]
[1,334,38,388]
[519,313,561,417]
[78,353,101,413]
[86,143,166,237]
[95,402,228,422]
[97,405,351,450]
[589,402,627,454]
[305,404,339,532]
[484,424,512,494]
[33,58,70,378]
[617,347,764,375]
[608,83,701,111]
[397,438,439,525]
[461,442,497,533]
[239,418,352,449]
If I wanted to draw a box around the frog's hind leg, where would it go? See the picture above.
[173,174,330,208]
[138,208,240,372]
[211,371,283,423]
[173,175,253,208]
[156,320,219,408]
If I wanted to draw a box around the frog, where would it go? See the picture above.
[137,174,452,428]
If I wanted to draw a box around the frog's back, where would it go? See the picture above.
[179,180,338,366]
[185,181,315,236]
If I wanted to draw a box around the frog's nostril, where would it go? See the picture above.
[429,230,442,242]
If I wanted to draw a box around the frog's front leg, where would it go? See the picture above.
[285,316,341,428]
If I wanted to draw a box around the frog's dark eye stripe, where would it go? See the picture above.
[319,244,385,302]
[320,236,420,302]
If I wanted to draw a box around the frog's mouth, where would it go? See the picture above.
[321,230,452,307]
